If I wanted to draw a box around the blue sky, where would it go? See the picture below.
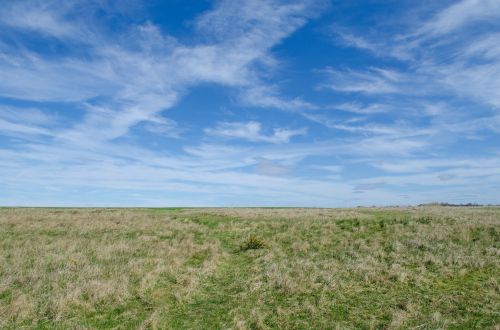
[1,0,499,207]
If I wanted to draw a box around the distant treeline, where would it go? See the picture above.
[418,202,492,207]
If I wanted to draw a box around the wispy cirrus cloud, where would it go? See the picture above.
[320,0,500,142]
[413,0,500,38]
[239,85,317,111]
[0,0,320,143]
[328,0,500,109]
[319,67,407,94]
[204,121,306,144]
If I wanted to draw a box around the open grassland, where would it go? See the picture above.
[0,207,499,329]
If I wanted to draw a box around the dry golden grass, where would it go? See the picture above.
[0,207,498,329]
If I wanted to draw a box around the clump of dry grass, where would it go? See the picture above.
[0,206,498,329]
[239,234,266,251]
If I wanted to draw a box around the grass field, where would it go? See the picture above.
[0,207,499,329]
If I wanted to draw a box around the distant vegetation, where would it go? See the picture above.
[418,202,488,207]
[0,207,498,329]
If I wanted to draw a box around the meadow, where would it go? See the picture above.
[0,206,498,329]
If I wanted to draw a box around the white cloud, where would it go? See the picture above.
[141,117,183,139]
[415,0,500,38]
[372,158,500,174]
[0,1,89,40]
[461,32,500,60]
[332,102,391,114]
[431,59,500,109]
[254,158,290,176]
[239,85,317,111]
[204,121,306,143]
[0,118,53,138]
[320,67,406,94]
[0,106,57,126]
[317,0,500,151]
[0,0,320,144]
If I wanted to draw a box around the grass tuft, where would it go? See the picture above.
[239,234,266,251]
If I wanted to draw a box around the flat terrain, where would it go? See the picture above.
[0,207,498,329]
